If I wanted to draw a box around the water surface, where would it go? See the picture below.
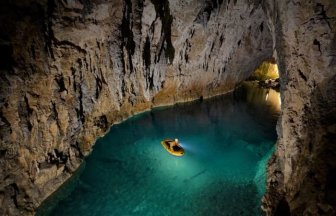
[38,83,280,216]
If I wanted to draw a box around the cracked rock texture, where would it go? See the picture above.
[262,1,336,215]
[0,0,335,215]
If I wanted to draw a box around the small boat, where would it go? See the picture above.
[161,138,184,156]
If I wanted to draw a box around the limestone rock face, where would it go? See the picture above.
[0,0,335,215]
[262,1,336,215]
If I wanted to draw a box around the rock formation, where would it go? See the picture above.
[0,0,334,215]
[262,1,336,215]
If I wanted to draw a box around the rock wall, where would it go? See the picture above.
[262,1,336,215]
[0,0,272,215]
[0,0,335,215]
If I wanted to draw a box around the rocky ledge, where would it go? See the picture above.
[258,78,280,90]
[0,0,335,215]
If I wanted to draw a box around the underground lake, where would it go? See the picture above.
[37,82,280,216]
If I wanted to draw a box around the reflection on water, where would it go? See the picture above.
[236,81,281,116]
[37,84,280,216]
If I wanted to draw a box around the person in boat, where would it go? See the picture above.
[171,138,182,151]
[161,138,184,156]
[167,138,179,150]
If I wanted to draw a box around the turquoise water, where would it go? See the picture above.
[38,83,280,216]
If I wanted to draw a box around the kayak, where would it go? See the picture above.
[161,138,184,156]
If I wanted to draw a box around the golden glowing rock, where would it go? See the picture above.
[251,60,279,81]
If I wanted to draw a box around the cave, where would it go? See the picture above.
[0,0,335,215]
[36,79,281,215]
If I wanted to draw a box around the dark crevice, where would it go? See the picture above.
[45,0,55,59]
[143,36,151,70]
[99,69,108,85]
[121,0,135,73]
[9,183,19,208]
[51,102,58,121]
[78,71,85,124]
[313,39,322,54]
[250,8,255,16]
[274,198,291,216]
[315,3,332,30]
[326,168,336,206]
[95,76,102,99]
[308,141,313,153]
[54,149,68,164]
[0,149,6,158]
[73,142,85,158]
[31,44,36,60]
[27,119,33,131]
[210,42,215,53]
[0,111,11,129]
[259,22,264,32]
[298,69,307,82]
[94,115,108,132]
[24,95,33,116]
[46,149,68,166]
[145,69,154,91]
[50,101,62,133]
[219,35,224,46]
[195,0,224,25]
[151,0,175,64]
[18,95,33,134]
[121,79,127,98]
[78,0,93,17]
[72,59,85,124]
[149,73,154,90]
[71,67,77,92]
[0,33,14,71]
[133,0,144,32]
[55,75,67,92]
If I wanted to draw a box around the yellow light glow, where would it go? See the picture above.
[252,60,279,81]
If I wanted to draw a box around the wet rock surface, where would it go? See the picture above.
[0,0,335,215]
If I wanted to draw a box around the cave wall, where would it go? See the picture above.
[262,1,336,215]
[0,0,273,215]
